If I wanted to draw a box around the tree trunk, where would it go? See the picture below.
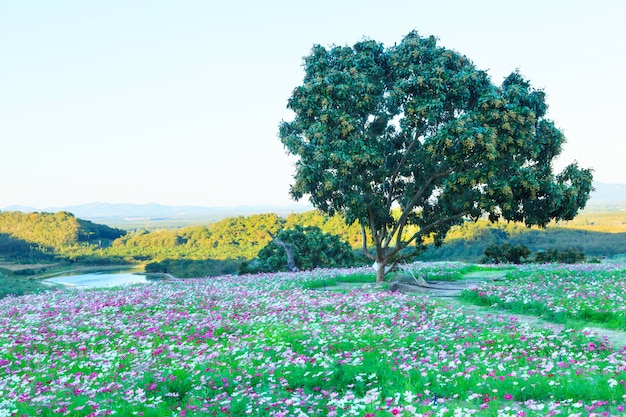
[376,265,386,283]
[373,260,388,283]
[267,231,298,272]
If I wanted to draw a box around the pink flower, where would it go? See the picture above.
[505,393,513,400]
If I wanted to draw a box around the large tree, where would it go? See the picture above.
[279,31,593,283]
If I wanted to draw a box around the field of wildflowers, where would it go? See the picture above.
[461,263,626,330]
[0,264,625,416]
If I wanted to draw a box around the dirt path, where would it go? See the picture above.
[389,270,509,297]
[439,296,626,349]
[424,270,626,350]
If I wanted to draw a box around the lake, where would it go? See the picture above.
[44,270,151,288]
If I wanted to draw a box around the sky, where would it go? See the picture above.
[1,0,625,209]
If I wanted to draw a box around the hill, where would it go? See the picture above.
[1,181,626,270]
[1,181,623,229]
[0,211,126,261]
[3,182,626,230]
[0,206,625,280]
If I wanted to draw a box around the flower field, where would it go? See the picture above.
[1,265,625,416]
[461,263,626,330]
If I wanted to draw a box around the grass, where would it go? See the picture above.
[398,262,512,282]
[460,263,626,330]
[554,210,626,233]
[299,267,378,290]
[0,271,52,298]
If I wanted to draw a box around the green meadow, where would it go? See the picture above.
[1,262,625,416]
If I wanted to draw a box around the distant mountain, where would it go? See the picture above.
[66,202,313,219]
[590,182,626,201]
[2,181,624,226]
[2,205,40,213]
[1,202,314,227]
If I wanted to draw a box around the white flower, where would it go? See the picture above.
[404,391,415,403]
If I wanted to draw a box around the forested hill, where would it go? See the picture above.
[1,208,625,267]
[0,211,125,250]
[107,212,364,261]
[0,210,362,263]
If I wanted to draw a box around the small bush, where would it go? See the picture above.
[482,243,530,264]
[535,248,585,264]
[145,258,240,278]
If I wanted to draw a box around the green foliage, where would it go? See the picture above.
[0,275,51,298]
[414,217,626,263]
[482,243,531,264]
[535,248,586,264]
[0,211,125,261]
[101,212,366,267]
[144,258,240,278]
[109,213,284,261]
[0,211,78,248]
[1,207,618,277]
[0,209,364,270]
[460,288,569,324]
[245,225,356,273]
[285,210,368,248]
[279,31,593,281]
[0,232,52,261]
[334,272,376,283]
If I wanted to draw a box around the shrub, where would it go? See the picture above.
[535,248,585,263]
[244,226,356,273]
[145,258,240,278]
[482,243,531,264]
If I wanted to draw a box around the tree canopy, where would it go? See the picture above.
[279,31,593,282]
[248,225,355,273]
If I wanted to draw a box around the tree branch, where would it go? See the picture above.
[267,231,299,272]
[367,203,382,256]
[386,130,422,209]
[386,213,465,260]
[361,224,376,260]
[418,213,464,236]
[384,167,453,249]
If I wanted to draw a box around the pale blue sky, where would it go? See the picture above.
[1,1,624,208]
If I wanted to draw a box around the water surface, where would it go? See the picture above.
[44,271,148,288]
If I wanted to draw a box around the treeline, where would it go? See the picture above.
[1,209,625,278]
[0,210,364,265]
[419,220,626,262]
[481,243,586,264]
[144,225,359,278]
[101,212,364,262]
